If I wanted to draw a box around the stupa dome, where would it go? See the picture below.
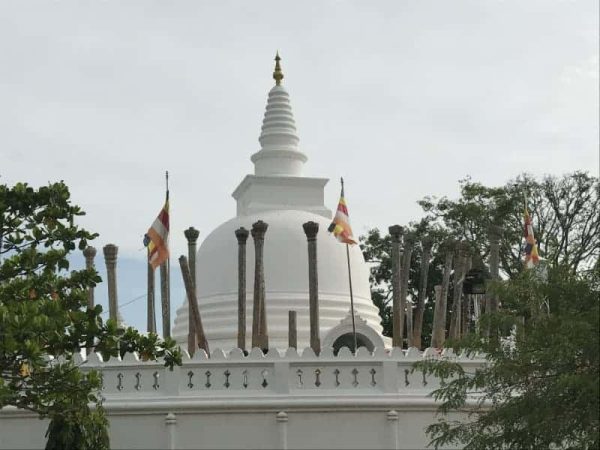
[172,54,387,351]
[172,209,385,350]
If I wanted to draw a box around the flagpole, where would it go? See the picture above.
[345,243,358,354]
[166,171,170,337]
[160,170,171,338]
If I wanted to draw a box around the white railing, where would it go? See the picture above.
[79,347,484,400]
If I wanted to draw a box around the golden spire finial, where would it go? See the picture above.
[273,51,284,85]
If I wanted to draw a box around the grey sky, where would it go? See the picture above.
[1,1,598,330]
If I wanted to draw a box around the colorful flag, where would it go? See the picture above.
[523,202,540,269]
[328,179,357,245]
[144,197,170,270]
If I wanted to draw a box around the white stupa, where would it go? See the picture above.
[172,54,387,351]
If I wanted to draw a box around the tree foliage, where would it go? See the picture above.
[360,172,599,348]
[0,182,182,450]
[415,267,599,449]
[419,171,599,277]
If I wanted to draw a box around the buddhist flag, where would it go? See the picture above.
[328,179,357,245]
[144,196,170,270]
[523,201,540,269]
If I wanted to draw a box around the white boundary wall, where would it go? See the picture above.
[0,347,483,449]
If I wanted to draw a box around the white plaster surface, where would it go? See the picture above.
[0,349,481,449]
[172,209,385,351]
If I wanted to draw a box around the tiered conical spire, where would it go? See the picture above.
[251,52,307,177]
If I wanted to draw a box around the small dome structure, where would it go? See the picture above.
[172,54,387,350]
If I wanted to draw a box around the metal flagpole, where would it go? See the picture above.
[345,243,358,353]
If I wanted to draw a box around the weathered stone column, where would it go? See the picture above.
[103,244,118,323]
[303,221,320,354]
[449,242,469,340]
[413,237,433,349]
[251,220,269,351]
[160,261,170,338]
[83,246,97,355]
[430,285,445,348]
[184,227,200,355]
[388,225,403,348]
[431,241,454,348]
[461,254,473,337]
[147,259,156,334]
[288,311,297,349]
[487,225,501,314]
[401,232,416,348]
[235,227,249,352]
[179,256,209,355]
[83,246,97,310]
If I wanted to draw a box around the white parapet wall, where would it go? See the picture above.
[0,347,484,450]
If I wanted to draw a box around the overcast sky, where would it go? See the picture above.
[1,1,598,331]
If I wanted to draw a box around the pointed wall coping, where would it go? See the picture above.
[80,347,485,366]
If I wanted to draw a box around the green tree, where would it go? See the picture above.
[415,267,599,449]
[360,172,599,348]
[419,171,599,277]
[0,182,182,450]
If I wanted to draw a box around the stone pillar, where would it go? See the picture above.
[387,410,400,450]
[160,261,170,338]
[431,242,454,348]
[487,225,501,314]
[461,254,473,337]
[235,227,249,352]
[430,285,444,348]
[83,246,97,355]
[413,238,433,349]
[388,225,403,348]
[184,227,200,355]
[147,260,156,334]
[449,242,469,340]
[103,244,118,323]
[288,311,297,349]
[165,412,177,450]
[401,233,416,348]
[251,220,269,351]
[276,411,289,450]
[178,256,209,354]
[82,246,97,310]
[303,221,320,354]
